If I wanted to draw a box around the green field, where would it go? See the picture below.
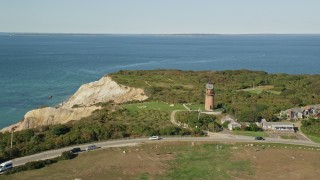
[122,102,185,112]
[306,135,320,143]
[240,85,281,95]
[165,143,252,179]
[300,123,320,143]
[232,130,269,137]
[184,103,204,111]
[2,142,253,180]
[3,142,320,180]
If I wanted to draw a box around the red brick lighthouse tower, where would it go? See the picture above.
[205,82,215,111]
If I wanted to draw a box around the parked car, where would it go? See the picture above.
[255,136,265,140]
[149,136,161,140]
[86,145,97,151]
[69,147,81,154]
[0,161,13,173]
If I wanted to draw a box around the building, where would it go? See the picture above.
[205,82,215,111]
[260,119,294,131]
[280,105,320,120]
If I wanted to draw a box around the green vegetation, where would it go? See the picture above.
[166,143,252,179]
[1,69,320,165]
[303,134,320,144]
[185,103,204,111]
[122,102,185,112]
[222,121,230,128]
[3,142,320,179]
[175,111,222,132]
[232,130,268,137]
[301,119,320,143]
[0,102,197,163]
[241,85,281,95]
[110,70,320,122]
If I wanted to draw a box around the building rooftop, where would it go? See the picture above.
[263,122,294,126]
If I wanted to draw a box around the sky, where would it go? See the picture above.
[0,0,320,34]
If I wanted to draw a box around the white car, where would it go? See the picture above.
[0,161,13,173]
[86,145,97,151]
[149,136,161,140]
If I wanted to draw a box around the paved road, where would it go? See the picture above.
[12,139,142,167]
[11,134,320,167]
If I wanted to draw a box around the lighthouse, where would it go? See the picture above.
[205,82,215,111]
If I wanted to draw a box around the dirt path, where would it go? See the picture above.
[170,110,185,127]
[170,104,197,129]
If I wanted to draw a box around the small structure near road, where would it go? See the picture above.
[260,119,294,132]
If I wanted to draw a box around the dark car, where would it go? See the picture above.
[255,136,265,140]
[69,147,81,154]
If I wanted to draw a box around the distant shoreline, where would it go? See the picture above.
[1,32,320,36]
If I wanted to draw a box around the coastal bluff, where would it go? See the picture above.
[2,76,148,132]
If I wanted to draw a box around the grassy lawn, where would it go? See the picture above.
[2,142,252,180]
[4,142,320,179]
[122,102,185,112]
[165,143,252,179]
[241,85,281,95]
[185,104,224,112]
[185,103,204,111]
[306,135,320,144]
[300,127,320,144]
[232,130,269,137]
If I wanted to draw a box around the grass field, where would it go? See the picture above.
[2,142,320,180]
[303,134,320,144]
[122,102,185,112]
[165,143,252,179]
[184,103,204,111]
[240,85,281,95]
[300,127,320,143]
[232,130,269,137]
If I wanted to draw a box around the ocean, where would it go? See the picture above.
[0,34,319,128]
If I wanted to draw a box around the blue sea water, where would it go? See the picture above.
[0,34,320,128]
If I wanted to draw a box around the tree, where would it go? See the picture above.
[222,121,230,128]
[51,125,70,136]
[248,123,260,132]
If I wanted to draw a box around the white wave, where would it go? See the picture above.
[108,61,158,70]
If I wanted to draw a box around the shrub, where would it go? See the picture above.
[222,121,230,128]
[51,125,70,136]
[60,151,77,160]
[25,161,46,169]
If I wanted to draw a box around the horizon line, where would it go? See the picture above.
[1,32,320,36]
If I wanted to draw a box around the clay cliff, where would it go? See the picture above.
[2,76,148,132]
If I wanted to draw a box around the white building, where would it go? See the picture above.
[261,119,294,131]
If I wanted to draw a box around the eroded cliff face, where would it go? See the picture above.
[2,76,148,132]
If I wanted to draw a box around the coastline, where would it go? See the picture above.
[1,34,320,128]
